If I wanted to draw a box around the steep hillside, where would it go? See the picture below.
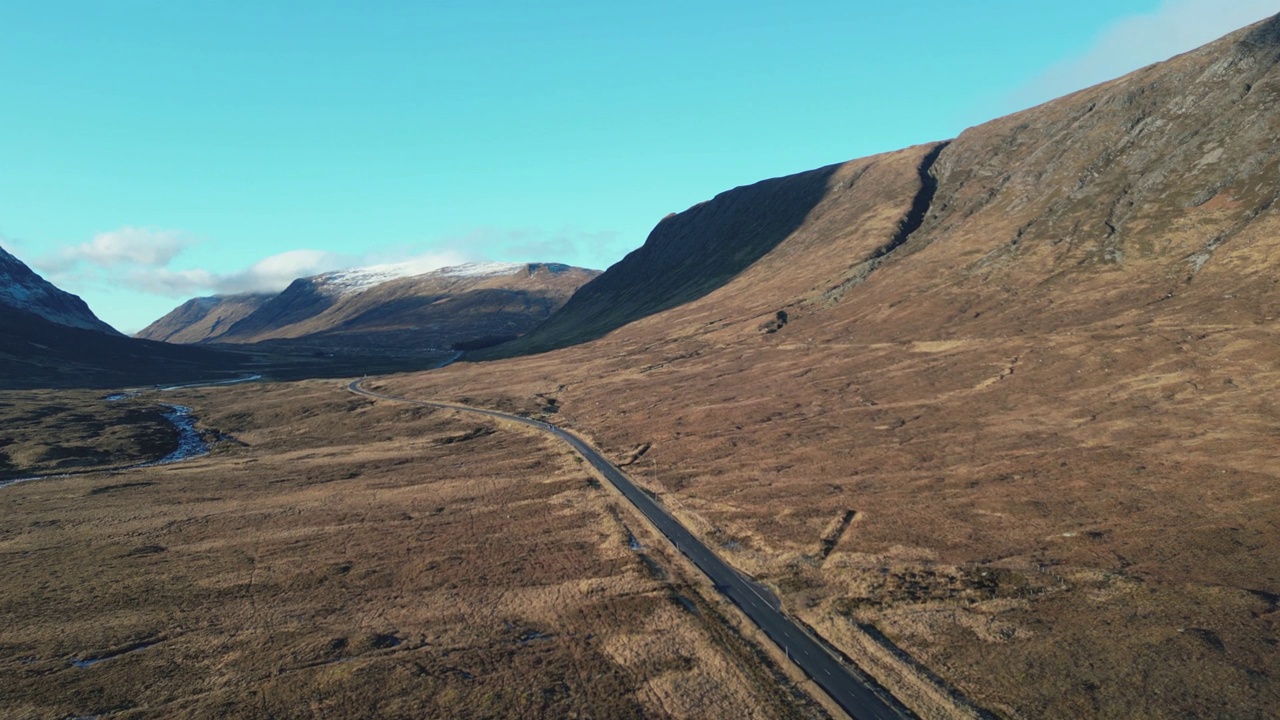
[492,163,853,354]
[502,15,1280,356]
[389,14,1280,719]
[0,305,253,390]
[0,244,257,388]
[0,244,119,335]
[833,13,1280,341]
[136,293,272,344]
[146,262,599,355]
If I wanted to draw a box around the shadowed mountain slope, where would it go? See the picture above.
[0,244,119,335]
[0,244,254,388]
[488,162,848,356]
[136,293,273,344]
[0,304,250,390]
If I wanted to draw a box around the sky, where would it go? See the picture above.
[1,1,1276,333]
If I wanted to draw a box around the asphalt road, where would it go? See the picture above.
[348,379,911,720]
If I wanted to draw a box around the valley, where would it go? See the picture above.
[3,11,1280,720]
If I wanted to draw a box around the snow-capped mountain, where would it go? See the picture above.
[0,244,120,335]
[315,262,530,297]
[139,261,600,355]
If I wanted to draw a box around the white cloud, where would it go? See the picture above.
[46,226,190,272]
[122,248,475,297]
[33,222,621,304]
[122,249,349,297]
[1013,1,1278,110]
[124,267,218,297]
[452,226,622,270]
[221,249,348,294]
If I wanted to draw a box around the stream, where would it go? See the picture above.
[141,405,209,466]
[0,404,210,489]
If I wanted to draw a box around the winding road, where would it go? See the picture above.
[348,379,911,720]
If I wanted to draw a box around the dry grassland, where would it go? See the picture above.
[0,381,828,719]
[379,308,1280,718]
[0,391,177,480]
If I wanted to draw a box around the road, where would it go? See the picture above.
[348,379,911,720]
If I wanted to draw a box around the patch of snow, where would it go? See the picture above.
[440,261,527,278]
[318,261,527,296]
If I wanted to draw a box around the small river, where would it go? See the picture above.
[141,405,209,466]
[0,404,210,489]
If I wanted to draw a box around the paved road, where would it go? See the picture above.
[348,379,912,720]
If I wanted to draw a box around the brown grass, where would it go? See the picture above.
[0,391,177,480]
[372,304,1280,718]
[0,381,829,719]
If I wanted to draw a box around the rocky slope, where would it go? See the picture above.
[0,244,119,335]
[392,15,1280,719]
[141,262,600,355]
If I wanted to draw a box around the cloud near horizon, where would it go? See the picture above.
[43,226,190,273]
[1012,0,1278,111]
[124,247,474,297]
[35,223,624,304]
[36,227,474,299]
[451,226,623,271]
[126,249,354,297]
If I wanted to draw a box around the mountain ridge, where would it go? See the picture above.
[0,244,120,335]
[492,12,1280,357]
[140,261,601,356]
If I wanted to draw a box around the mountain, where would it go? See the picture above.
[0,245,252,389]
[136,293,273,344]
[496,14,1280,357]
[140,261,600,355]
[0,307,255,389]
[400,15,1280,719]
[0,244,120,335]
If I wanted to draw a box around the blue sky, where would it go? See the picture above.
[2,1,1276,332]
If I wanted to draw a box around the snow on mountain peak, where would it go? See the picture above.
[318,261,527,296]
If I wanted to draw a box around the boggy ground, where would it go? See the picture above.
[0,390,179,480]
[379,308,1280,719]
[0,381,827,719]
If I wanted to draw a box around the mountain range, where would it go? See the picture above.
[138,261,600,356]
[493,14,1279,357]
